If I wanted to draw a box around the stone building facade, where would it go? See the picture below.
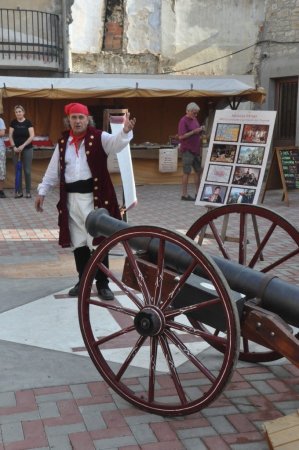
[1,0,298,145]
[68,0,299,145]
[69,0,266,77]
[258,0,299,145]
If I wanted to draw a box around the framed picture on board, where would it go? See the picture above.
[237,145,265,165]
[206,164,232,184]
[214,123,241,142]
[241,124,269,144]
[200,184,227,204]
[231,166,260,187]
[227,187,256,204]
[210,144,237,163]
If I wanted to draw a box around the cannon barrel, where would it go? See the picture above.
[86,208,299,328]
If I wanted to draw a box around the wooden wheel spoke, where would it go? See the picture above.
[88,298,137,317]
[116,335,147,380]
[248,222,276,268]
[165,297,221,319]
[169,320,228,346]
[160,257,198,311]
[96,260,143,309]
[153,238,166,306]
[165,329,216,382]
[209,220,231,259]
[238,212,247,265]
[158,335,188,405]
[242,336,249,353]
[94,325,136,346]
[261,247,299,273]
[148,337,158,402]
[123,241,152,305]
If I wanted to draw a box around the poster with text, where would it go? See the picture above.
[195,109,277,207]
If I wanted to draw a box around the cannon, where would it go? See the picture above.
[78,204,299,416]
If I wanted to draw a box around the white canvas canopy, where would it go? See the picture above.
[0,74,265,104]
[0,74,265,145]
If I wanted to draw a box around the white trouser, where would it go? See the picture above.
[67,192,95,249]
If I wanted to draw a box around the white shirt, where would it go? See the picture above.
[37,128,133,196]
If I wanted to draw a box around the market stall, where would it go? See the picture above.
[0,74,266,187]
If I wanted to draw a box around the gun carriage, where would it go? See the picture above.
[78,204,299,416]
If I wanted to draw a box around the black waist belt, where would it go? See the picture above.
[65,178,93,193]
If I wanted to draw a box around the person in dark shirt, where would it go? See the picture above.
[9,105,35,198]
[178,102,205,201]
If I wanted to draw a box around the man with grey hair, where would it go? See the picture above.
[178,102,205,201]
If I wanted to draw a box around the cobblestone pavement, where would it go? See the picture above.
[0,185,299,450]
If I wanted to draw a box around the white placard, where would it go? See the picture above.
[159,147,178,173]
[195,109,277,206]
[109,119,137,210]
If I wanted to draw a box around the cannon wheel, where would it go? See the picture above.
[186,203,299,363]
[78,226,240,416]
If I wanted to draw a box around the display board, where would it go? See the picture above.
[261,147,299,206]
[277,147,299,189]
[196,109,277,206]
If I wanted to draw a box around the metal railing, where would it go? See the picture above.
[0,8,62,64]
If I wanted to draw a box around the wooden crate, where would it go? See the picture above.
[263,410,299,449]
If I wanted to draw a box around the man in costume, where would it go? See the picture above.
[35,102,136,300]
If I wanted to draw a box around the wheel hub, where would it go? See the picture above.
[134,306,165,336]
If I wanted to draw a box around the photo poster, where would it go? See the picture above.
[195,109,277,207]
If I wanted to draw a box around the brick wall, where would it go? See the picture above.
[102,0,124,52]
[103,21,123,51]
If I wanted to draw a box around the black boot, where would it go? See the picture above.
[68,246,91,296]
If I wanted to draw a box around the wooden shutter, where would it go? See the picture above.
[274,77,298,146]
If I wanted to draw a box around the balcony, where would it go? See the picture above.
[0,8,63,72]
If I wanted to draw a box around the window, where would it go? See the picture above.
[274,77,298,146]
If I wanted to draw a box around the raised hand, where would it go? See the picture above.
[123,112,136,133]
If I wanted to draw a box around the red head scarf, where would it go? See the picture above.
[64,103,89,116]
